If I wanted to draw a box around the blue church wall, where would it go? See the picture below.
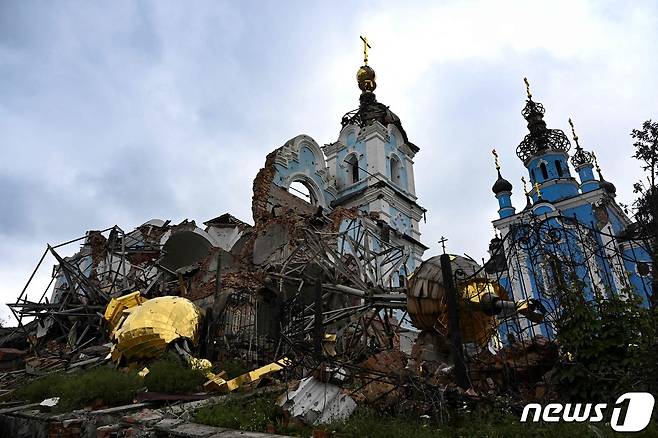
[528,153,572,183]
[335,136,368,196]
[265,136,343,211]
[605,206,627,235]
[389,205,412,236]
[384,133,410,192]
[527,153,579,202]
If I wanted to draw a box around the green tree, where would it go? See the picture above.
[628,119,658,307]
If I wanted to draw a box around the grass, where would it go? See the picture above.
[13,366,142,412]
[195,393,302,434]
[144,354,207,394]
[13,354,211,412]
[195,393,658,437]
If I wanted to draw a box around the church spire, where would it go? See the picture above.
[521,176,533,210]
[593,152,617,196]
[491,149,513,194]
[491,149,515,218]
[516,77,571,164]
[568,118,594,169]
[341,35,417,151]
[356,35,376,93]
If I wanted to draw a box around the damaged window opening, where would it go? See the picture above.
[288,180,318,205]
[346,154,360,184]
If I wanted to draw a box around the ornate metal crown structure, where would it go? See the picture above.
[516,98,571,164]
[568,118,594,169]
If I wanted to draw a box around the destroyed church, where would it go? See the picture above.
[0,38,654,429]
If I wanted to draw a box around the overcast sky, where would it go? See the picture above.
[1,1,656,322]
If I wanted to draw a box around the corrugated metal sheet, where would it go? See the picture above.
[278,376,356,425]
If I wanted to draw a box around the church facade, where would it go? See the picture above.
[488,83,653,339]
[254,50,427,284]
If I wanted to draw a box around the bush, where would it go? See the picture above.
[144,354,207,394]
[552,288,658,401]
[14,366,142,411]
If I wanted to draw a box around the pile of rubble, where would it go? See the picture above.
[0,146,561,436]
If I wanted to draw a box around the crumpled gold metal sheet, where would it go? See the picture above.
[460,280,509,346]
[104,291,146,333]
[106,295,204,363]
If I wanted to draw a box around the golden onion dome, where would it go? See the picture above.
[356,65,376,92]
[106,294,204,363]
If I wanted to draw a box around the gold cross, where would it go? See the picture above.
[492,148,501,171]
[523,77,532,100]
[360,35,371,65]
[534,181,542,199]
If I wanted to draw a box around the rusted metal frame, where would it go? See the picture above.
[48,246,83,316]
[50,226,117,250]
[117,226,128,291]
[379,251,409,288]
[347,231,379,284]
[359,306,380,343]
[314,304,372,329]
[292,293,333,332]
[36,265,58,305]
[377,245,404,267]
[281,243,309,276]
[301,239,338,279]
[374,308,395,349]
[317,236,369,291]
[49,246,107,304]
[336,234,364,284]
[341,314,366,357]
[392,309,409,334]
[15,247,49,304]
[347,231,377,286]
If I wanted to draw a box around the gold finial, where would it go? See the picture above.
[521,176,529,195]
[523,77,532,100]
[568,118,580,147]
[356,35,376,92]
[534,181,542,199]
[360,35,371,65]
[492,148,501,171]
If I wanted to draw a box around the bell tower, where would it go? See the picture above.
[324,36,427,268]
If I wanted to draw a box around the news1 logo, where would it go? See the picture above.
[521,392,655,432]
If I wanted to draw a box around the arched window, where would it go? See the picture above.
[390,155,401,185]
[540,162,549,180]
[530,169,536,183]
[288,180,318,205]
[345,154,359,184]
[555,160,564,177]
